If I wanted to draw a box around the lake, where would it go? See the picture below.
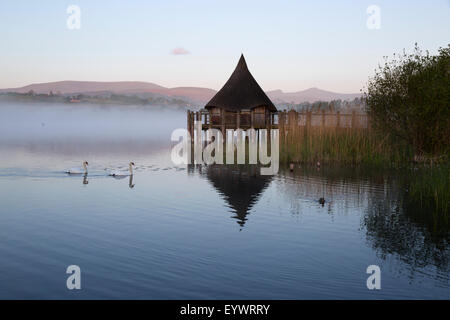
[0,104,448,299]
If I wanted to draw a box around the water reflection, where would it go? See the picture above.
[277,165,449,278]
[192,163,448,281]
[193,164,273,229]
[129,175,135,189]
[108,173,136,189]
[363,174,449,275]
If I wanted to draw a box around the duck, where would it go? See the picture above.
[66,161,88,174]
[108,162,135,177]
[319,197,325,206]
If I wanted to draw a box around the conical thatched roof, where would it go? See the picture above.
[205,55,277,112]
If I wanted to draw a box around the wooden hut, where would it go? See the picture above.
[188,54,278,135]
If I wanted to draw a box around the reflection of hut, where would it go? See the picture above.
[205,165,272,227]
[188,55,278,136]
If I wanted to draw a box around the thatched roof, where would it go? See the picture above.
[205,55,277,112]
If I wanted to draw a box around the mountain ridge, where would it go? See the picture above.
[0,81,362,104]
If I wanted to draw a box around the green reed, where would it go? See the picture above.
[279,126,412,166]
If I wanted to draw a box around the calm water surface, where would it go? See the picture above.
[0,104,448,299]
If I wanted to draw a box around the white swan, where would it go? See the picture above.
[108,162,135,177]
[66,161,88,174]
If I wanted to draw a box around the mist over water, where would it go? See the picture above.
[0,103,186,142]
[0,103,186,171]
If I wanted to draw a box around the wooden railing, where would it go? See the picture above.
[188,109,369,131]
[277,110,369,129]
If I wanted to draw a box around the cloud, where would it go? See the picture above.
[171,47,190,55]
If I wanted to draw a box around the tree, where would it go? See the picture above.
[364,44,449,157]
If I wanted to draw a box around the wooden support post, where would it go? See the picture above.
[195,111,200,164]
[191,111,195,143]
[279,111,285,145]
[250,109,254,129]
[221,109,226,143]
[187,110,191,140]
[293,110,299,139]
[187,110,194,164]
[236,110,240,129]
[306,111,312,129]
[208,111,212,130]
[288,110,296,134]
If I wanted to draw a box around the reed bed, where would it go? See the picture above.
[278,116,411,166]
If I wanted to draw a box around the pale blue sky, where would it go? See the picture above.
[0,0,449,92]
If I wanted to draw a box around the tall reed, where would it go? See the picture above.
[279,125,411,166]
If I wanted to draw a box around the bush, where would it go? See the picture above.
[364,44,450,158]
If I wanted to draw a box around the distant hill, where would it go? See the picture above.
[0,81,165,94]
[266,88,361,104]
[0,81,361,104]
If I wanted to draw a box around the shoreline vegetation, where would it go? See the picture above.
[0,91,365,112]
[364,44,449,163]
[279,125,412,166]
[0,91,194,109]
[278,44,449,218]
[282,44,449,167]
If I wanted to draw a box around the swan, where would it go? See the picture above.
[108,162,135,177]
[66,161,88,174]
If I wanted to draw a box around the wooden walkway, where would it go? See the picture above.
[187,109,369,136]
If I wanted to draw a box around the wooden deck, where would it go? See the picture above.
[187,109,369,136]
